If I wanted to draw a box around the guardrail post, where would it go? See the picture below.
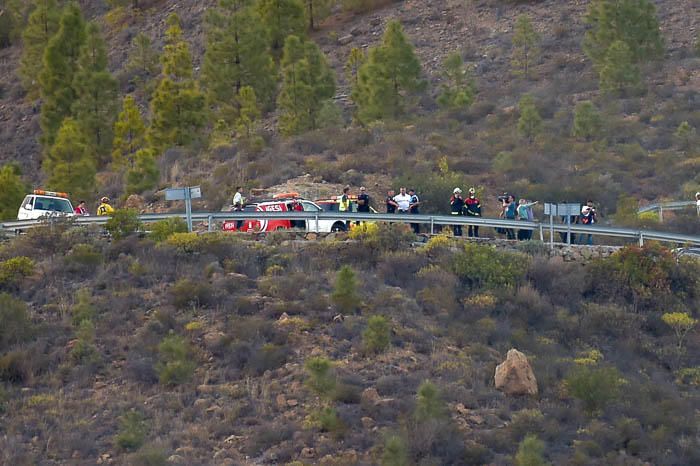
[639,232,644,247]
[430,217,434,235]
[315,213,319,233]
[539,224,543,242]
[659,206,663,223]
[208,215,213,233]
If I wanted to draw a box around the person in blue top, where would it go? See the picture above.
[517,199,538,240]
[500,195,516,240]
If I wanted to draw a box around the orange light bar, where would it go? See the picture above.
[34,189,69,198]
[272,192,300,199]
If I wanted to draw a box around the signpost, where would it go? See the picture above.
[544,203,581,247]
[165,186,202,232]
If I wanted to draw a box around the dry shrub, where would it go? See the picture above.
[377,250,427,289]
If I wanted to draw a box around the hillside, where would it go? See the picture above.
[0,222,699,464]
[0,0,699,226]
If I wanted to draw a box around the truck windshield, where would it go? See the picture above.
[34,196,73,213]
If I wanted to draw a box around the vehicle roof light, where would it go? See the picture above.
[33,189,69,198]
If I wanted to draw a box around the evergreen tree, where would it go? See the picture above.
[304,0,332,30]
[19,0,61,97]
[39,2,87,150]
[517,94,542,143]
[674,121,696,151]
[277,35,335,135]
[511,14,540,78]
[381,435,409,466]
[202,0,275,123]
[584,0,663,66]
[148,14,206,153]
[112,95,146,168]
[43,118,96,200]
[598,40,641,95]
[515,434,547,466]
[437,52,475,110]
[126,148,159,194]
[0,164,28,221]
[331,265,360,313]
[344,47,365,90]
[126,32,160,82]
[353,20,423,123]
[256,0,305,52]
[414,380,446,421]
[0,0,22,48]
[72,22,119,164]
[235,85,261,140]
[572,101,602,141]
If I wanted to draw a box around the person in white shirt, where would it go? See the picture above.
[232,186,244,229]
[696,192,700,216]
[393,187,412,213]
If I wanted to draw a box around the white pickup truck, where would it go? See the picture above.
[17,190,75,220]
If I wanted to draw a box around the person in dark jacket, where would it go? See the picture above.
[386,190,398,213]
[463,188,481,237]
[450,188,464,236]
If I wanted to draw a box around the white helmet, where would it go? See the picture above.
[453,188,462,194]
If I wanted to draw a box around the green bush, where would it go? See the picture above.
[105,208,142,240]
[71,289,96,326]
[343,0,394,14]
[515,434,547,466]
[331,265,361,313]
[0,350,32,383]
[381,433,410,466]
[70,319,100,366]
[170,279,213,310]
[316,406,344,434]
[452,243,529,289]
[63,244,102,274]
[0,256,35,289]
[305,356,336,399]
[0,293,33,350]
[148,217,188,242]
[128,445,168,466]
[565,365,625,414]
[415,380,446,421]
[363,315,391,354]
[156,334,196,386]
[115,410,148,451]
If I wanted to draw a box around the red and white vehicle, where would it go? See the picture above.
[222,193,351,233]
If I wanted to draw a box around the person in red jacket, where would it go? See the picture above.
[74,200,89,216]
[463,188,481,238]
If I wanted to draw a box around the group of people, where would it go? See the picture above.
[498,194,538,241]
[449,188,482,237]
[384,187,421,233]
[73,197,115,217]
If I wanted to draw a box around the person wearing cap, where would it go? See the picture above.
[355,186,370,226]
[463,188,481,238]
[450,188,464,236]
[579,200,597,245]
[96,197,114,216]
[695,192,700,216]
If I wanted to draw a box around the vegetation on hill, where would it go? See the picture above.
[0,224,698,463]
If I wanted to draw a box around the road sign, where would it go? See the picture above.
[544,203,580,216]
[164,186,202,232]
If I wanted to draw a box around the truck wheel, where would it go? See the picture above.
[331,222,347,232]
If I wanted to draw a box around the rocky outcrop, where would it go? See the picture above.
[494,349,538,396]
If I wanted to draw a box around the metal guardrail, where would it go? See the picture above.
[2,211,700,247]
[638,201,695,213]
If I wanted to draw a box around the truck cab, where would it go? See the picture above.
[17,190,75,220]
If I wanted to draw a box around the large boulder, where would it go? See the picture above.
[494,348,538,396]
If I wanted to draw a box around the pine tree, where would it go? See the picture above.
[112,95,146,168]
[148,14,206,153]
[19,0,61,97]
[256,0,305,52]
[353,20,423,123]
[235,86,261,140]
[437,52,475,110]
[511,14,540,78]
[0,0,22,48]
[202,0,275,123]
[126,148,159,194]
[584,0,663,66]
[598,40,641,95]
[344,47,365,90]
[126,32,160,82]
[517,94,542,143]
[304,0,332,31]
[277,35,335,135]
[0,164,27,221]
[514,435,547,466]
[674,121,696,151]
[39,2,87,150]
[43,118,96,200]
[72,22,119,164]
[572,101,602,141]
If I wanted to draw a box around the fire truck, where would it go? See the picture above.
[222,193,352,233]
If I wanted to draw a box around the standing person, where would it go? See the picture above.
[500,195,516,240]
[696,192,700,217]
[579,200,597,245]
[408,188,421,234]
[464,188,481,238]
[74,200,89,216]
[393,187,411,214]
[96,197,114,216]
[386,189,398,213]
[516,199,538,240]
[233,186,244,229]
[339,186,351,229]
[450,188,464,236]
[356,186,370,226]
[291,199,304,229]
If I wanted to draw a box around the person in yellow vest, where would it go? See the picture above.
[96,197,115,216]
[338,186,351,229]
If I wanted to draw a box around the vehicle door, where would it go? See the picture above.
[17,195,35,220]
[300,201,322,232]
